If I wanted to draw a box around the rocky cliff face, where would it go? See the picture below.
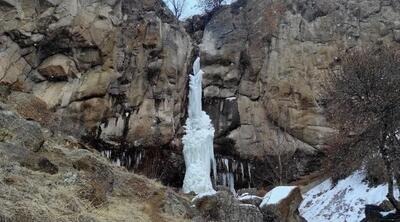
[0,0,192,146]
[1,0,400,189]
[192,0,400,184]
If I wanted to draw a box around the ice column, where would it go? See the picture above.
[182,57,217,194]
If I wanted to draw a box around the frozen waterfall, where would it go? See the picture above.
[182,57,217,194]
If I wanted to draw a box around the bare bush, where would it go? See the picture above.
[324,45,400,210]
[197,0,225,13]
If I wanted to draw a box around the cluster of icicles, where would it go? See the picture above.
[101,149,145,171]
[215,157,253,194]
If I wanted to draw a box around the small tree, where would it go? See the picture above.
[324,46,400,211]
[166,0,187,19]
[197,0,225,13]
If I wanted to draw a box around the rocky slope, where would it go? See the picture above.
[0,101,195,222]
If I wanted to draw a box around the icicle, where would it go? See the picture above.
[248,163,252,188]
[228,173,236,195]
[223,173,227,186]
[224,158,229,172]
[241,162,245,182]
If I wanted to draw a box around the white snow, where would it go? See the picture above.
[381,210,396,217]
[182,57,217,194]
[192,190,217,202]
[238,194,263,201]
[226,97,236,101]
[260,186,297,207]
[299,170,399,222]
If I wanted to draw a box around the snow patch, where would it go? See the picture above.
[238,194,263,201]
[260,186,297,207]
[192,190,217,202]
[299,170,399,222]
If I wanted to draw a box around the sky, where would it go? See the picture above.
[182,0,200,18]
[164,0,236,19]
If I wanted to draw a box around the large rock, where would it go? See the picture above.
[193,191,263,222]
[259,186,306,222]
[38,54,78,81]
[0,108,44,152]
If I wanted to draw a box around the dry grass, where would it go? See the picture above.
[0,136,192,222]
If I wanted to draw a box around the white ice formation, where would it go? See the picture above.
[182,57,217,194]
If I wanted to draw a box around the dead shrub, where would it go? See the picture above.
[365,155,387,187]
[79,180,108,207]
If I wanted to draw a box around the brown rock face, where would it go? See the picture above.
[0,0,193,147]
[193,0,400,184]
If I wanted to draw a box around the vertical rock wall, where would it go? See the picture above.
[195,0,400,184]
[0,0,193,149]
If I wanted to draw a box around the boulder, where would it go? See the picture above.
[38,54,78,81]
[238,194,263,206]
[193,191,263,222]
[0,109,44,152]
[259,186,307,222]
[360,205,400,222]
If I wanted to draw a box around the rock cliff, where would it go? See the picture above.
[0,0,192,147]
[192,0,400,184]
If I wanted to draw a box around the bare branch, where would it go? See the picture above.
[166,0,187,19]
